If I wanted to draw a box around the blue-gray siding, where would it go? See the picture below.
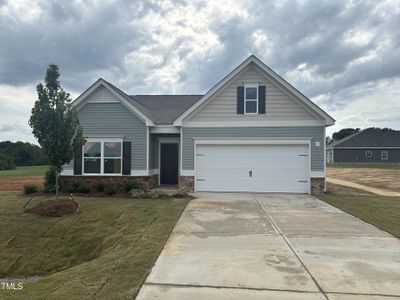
[182,127,324,171]
[78,102,147,170]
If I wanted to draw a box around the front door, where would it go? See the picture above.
[160,143,179,185]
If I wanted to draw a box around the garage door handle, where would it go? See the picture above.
[298,154,308,157]
[298,180,308,183]
[197,179,205,182]
[249,170,252,178]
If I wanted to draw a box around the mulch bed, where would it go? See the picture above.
[25,199,78,217]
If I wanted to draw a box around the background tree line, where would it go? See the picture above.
[0,141,48,170]
[326,127,396,145]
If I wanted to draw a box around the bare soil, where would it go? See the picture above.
[25,199,78,217]
[327,167,400,193]
[0,176,43,191]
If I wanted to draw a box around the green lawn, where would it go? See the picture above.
[317,194,400,238]
[0,192,189,299]
[327,162,400,169]
[0,166,48,177]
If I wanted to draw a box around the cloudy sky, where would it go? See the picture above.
[1,0,400,143]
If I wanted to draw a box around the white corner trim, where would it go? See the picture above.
[173,56,335,126]
[183,120,326,127]
[73,79,154,126]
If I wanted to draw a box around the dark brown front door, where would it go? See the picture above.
[160,143,179,185]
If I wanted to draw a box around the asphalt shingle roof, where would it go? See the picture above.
[331,128,400,148]
[129,95,203,124]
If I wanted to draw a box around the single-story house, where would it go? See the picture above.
[326,128,400,163]
[61,55,335,194]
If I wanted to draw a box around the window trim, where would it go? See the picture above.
[244,84,258,115]
[82,138,123,175]
[365,151,372,158]
[381,150,389,161]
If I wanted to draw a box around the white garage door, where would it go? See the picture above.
[195,144,309,193]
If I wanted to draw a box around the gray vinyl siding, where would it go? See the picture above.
[187,64,318,122]
[78,102,147,170]
[149,134,158,169]
[333,148,400,163]
[182,126,324,171]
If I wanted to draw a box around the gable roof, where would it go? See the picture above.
[72,78,154,126]
[129,95,203,124]
[173,55,335,126]
[329,128,400,148]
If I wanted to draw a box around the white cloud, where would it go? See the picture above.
[0,84,37,143]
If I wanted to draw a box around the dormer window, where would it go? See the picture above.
[244,85,258,114]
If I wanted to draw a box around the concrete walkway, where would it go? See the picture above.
[327,177,400,197]
[136,193,400,299]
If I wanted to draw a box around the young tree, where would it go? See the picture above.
[29,64,85,200]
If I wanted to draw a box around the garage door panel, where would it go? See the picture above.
[195,144,309,193]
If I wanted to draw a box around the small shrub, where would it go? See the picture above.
[44,166,57,193]
[122,180,140,193]
[65,181,80,193]
[23,184,38,194]
[95,181,105,192]
[77,183,91,194]
[104,183,116,195]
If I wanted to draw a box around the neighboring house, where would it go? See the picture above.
[61,55,335,194]
[326,128,400,163]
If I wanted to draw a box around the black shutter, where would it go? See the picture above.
[237,86,244,114]
[73,147,82,175]
[122,141,131,175]
[258,85,266,114]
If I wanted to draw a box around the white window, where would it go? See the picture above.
[365,151,372,158]
[381,151,388,160]
[83,139,122,175]
[244,85,258,114]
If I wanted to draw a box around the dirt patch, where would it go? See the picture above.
[25,199,78,217]
[327,167,400,193]
[0,176,43,191]
[326,182,374,196]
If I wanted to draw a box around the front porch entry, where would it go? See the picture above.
[160,143,179,185]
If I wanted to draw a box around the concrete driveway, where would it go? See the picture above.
[136,193,400,299]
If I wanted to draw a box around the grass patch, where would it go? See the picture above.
[0,166,48,177]
[317,194,400,238]
[0,191,189,299]
[327,162,400,169]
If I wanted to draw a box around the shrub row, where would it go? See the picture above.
[61,180,141,196]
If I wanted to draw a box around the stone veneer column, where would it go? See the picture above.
[178,176,194,193]
[311,177,325,194]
